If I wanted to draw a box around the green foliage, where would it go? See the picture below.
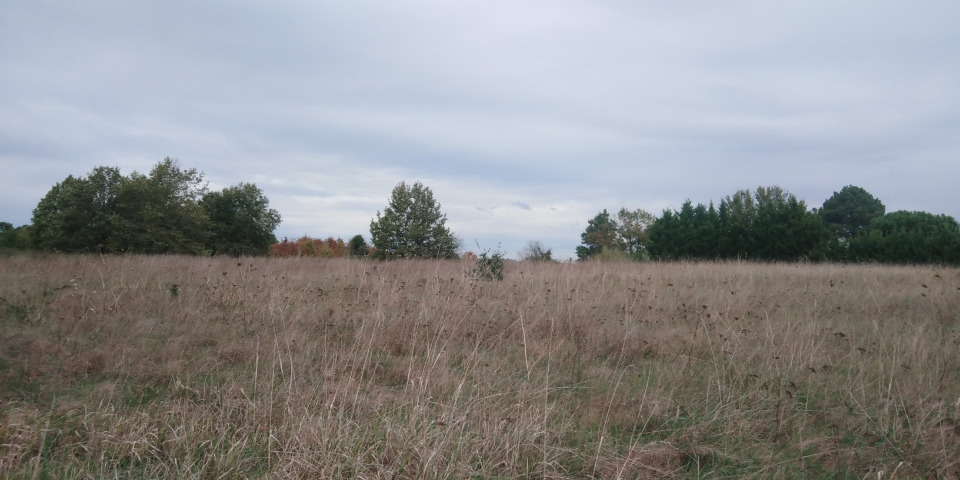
[0,222,12,245]
[518,240,553,262]
[369,181,460,260]
[348,234,370,257]
[594,247,632,262]
[616,208,655,260]
[0,222,32,250]
[848,211,960,264]
[618,185,959,264]
[107,158,211,254]
[645,209,681,260]
[647,200,720,260]
[577,208,656,261]
[750,186,824,261]
[31,158,278,256]
[576,209,621,260]
[649,187,825,261]
[201,183,281,256]
[680,200,720,258]
[717,189,756,258]
[818,185,885,240]
[473,250,505,281]
[32,166,125,252]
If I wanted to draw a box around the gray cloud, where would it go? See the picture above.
[2,1,958,260]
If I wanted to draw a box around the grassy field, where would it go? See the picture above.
[1,255,958,479]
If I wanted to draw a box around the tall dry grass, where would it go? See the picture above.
[1,255,958,478]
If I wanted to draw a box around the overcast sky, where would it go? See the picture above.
[2,1,958,259]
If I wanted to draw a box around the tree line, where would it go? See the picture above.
[0,161,460,259]
[3,158,281,256]
[4,161,958,265]
[576,185,960,264]
[0,161,458,260]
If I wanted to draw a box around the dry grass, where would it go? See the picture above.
[1,255,959,478]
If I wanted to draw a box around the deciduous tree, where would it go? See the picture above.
[201,183,281,256]
[519,240,554,262]
[0,222,32,250]
[32,158,285,256]
[31,166,125,252]
[108,158,210,254]
[617,208,655,259]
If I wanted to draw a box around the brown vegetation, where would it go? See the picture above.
[269,236,349,258]
[1,256,958,478]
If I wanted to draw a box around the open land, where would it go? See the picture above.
[1,255,959,478]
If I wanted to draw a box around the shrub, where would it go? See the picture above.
[473,250,505,281]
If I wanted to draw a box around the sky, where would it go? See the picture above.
[2,1,958,260]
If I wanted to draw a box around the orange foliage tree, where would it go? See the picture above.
[269,236,350,258]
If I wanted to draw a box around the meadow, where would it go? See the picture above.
[1,255,958,479]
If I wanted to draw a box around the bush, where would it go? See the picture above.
[473,250,505,281]
[519,240,554,262]
[595,247,632,262]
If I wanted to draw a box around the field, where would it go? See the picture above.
[1,255,959,479]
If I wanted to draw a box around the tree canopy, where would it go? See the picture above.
[819,185,885,240]
[30,158,279,255]
[0,222,32,250]
[848,211,960,264]
[617,208,656,259]
[645,186,825,261]
[647,200,720,260]
[597,185,958,264]
[348,234,370,257]
[576,209,620,260]
[519,240,554,262]
[576,208,656,261]
[369,181,460,260]
[14,168,960,265]
[201,183,281,256]
[32,166,125,252]
[107,159,211,254]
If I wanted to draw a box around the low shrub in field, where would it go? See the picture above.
[472,250,505,281]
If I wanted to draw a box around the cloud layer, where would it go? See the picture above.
[3,1,958,259]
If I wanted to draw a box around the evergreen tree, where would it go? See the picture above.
[369,181,459,259]
[576,209,621,260]
[848,211,960,264]
[751,186,822,261]
[646,209,682,260]
[819,185,885,240]
[718,189,756,259]
[678,201,719,259]
[348,234,370,257]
